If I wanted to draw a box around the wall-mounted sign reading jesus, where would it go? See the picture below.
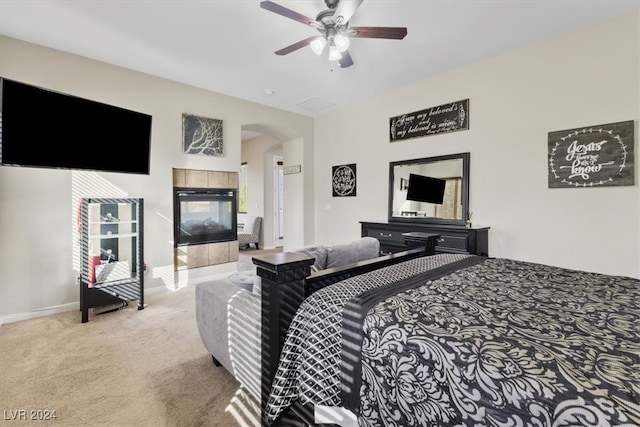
[548,120,634,188]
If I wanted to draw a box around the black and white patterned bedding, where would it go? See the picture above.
[265,254,640,426]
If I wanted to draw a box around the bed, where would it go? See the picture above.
[253,246,639,426]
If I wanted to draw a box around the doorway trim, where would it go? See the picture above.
[273,155,284,248]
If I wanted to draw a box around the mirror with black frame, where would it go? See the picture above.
[388,152,469,225]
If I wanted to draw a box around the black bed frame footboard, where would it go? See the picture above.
[252,235,438,426]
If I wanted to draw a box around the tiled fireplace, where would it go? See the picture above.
[172,168,239,271]
[174,188,237,246]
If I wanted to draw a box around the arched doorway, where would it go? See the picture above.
[240,123,305,250]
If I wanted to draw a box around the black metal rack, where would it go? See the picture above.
[79,198,144,323]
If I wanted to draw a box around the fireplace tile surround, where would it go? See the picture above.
[173,168,239,271]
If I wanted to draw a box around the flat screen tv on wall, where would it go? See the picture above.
[0,78,152,174]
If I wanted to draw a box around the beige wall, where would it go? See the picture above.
[1,11,638,322]
[0,36,314,322]
[314,11,640,278]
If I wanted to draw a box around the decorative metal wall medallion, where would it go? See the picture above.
[332,163,357,197]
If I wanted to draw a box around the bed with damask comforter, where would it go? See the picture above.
[264,254,640,426]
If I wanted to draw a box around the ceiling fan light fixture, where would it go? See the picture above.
[334,33,350,52]
[262,0,407,69]
[310,36,327,55]
[328,44,343,61]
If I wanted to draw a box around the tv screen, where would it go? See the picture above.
[406,173,446,204]
[0,78,152,174]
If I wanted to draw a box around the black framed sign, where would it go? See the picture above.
[389,99,469,142]
[548,120,634,188]
[332,163,357,197]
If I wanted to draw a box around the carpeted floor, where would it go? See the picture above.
[0,285,260,427]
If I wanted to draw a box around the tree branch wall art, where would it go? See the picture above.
[182,113,223,157]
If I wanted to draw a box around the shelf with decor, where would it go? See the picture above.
[79,198,144,323]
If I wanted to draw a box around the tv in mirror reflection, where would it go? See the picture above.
[406,173,446,204]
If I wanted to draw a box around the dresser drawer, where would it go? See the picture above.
[438,234,468,251]
[364,226,406,244]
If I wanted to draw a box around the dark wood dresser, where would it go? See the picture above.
[361,221,490,256]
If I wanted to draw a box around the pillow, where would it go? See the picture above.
[325,237,380,269]
[292,245,328,272]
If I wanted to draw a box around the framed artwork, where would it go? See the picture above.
[548,120,634,188]
[182,113,223,157]
[332,163,357,197]
[283,165,302,175]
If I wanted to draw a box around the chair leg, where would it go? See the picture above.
[254,242,259,249]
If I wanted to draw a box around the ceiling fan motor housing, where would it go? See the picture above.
[316,10,348,39]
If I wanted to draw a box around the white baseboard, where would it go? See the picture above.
[0,285,168,325]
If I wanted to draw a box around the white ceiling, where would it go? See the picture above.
[1,0,639,119]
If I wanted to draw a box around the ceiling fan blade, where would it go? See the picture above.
[260,1,316,26]
[339,50,354,68]
[275,36,317,56]
[350,26,408,40]
[333,0,364,25]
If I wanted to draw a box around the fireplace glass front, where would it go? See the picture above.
[174,188,237,247]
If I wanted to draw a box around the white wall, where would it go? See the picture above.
[262,144,282,250]
[282,138,306,251]
[240,134,282,248]
[0,36,314,322]
[314,11,640,278]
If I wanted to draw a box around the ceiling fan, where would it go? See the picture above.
[260,0,408,68]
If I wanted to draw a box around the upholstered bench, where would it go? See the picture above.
[226,270,257,291]
[194,237,381,399]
